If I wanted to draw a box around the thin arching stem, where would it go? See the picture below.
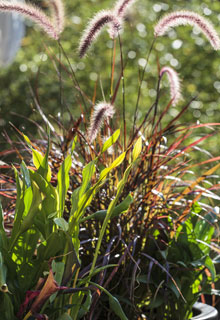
[58,40,88,113]
[133,38,156,134]
[118,33,126,150]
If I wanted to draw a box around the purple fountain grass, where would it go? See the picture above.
[79,10,121,58]
[154,10,220,50]
[160,66,182,106]
[114,0,136,17]
[88,102,115,142]
[108,0,136,38]
[0,0,59,39]
[49,0,65,34]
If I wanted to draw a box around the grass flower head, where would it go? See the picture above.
[154,10,220,50]
[88,102,115,142]
[49,0,65,34]
[79,10,121,58]
[0,0,60,39]
[160,66,182,106]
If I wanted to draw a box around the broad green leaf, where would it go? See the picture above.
[132,136,142,161]
[101,129,120,153]
[99,152,126,181]
[70,187,80,216]
[24,132,52,182]
[32,148,52,182]
[50,261,65,302]
[1,293,15,320]
[37,232,66,262]
[79,160,96,198]
[32,149,44,170]
[71,135,77,154]
[54,218,69,232]
[21,161,31,188]
[36,135,51,182]
[10,180,41,250]
[10,168,24,240]
[109,295,128,320]
[29,170,58,237]
[191,255,216,281]
[57,154,72,217]
[23,133,32,148]
[17,181,41,235]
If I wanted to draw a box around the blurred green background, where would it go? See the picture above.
[0,0,220,156]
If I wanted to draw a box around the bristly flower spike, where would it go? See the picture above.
[88,102,115,142]
[0,0,59,40]
[160,66,182,106]
[114,0,137,17]
[154,10,220,50]
[79,10,121,58]
[108,0,136,38]
[49,0,65,34]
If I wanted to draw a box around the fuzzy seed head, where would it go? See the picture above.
[88,102,115,142]
[0,0,59,39]
[154,10,220,50]
[114,0,136,17]
[79,10,121,58]
[108,0,136,38]
[160,66,182,106]
[49,0,65,34]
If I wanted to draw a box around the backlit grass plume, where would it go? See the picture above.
[114,0,136,17]
[108,0,136,38]
[49,0,65,34]
[79,10,121,57]
[160,66,182,106]
[154,10,220,50]
[88,102,115,142]
[0,0,60,39]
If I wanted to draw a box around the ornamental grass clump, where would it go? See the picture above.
[0,1,220,320]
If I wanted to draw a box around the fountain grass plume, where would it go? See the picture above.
[79,10,121,58]
[108,0,136,38]
[0,0,59,39]
[160,66,182,106]
[88,102,115,142]
[49,0,65,34]
[114,0,137,16]
[154,10,220,50]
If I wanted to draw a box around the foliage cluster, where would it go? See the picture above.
[0,0,220,319]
